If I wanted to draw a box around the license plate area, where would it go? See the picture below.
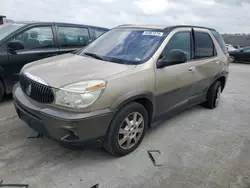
[17,107,49,137]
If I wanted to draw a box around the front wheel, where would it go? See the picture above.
[230,55,235,63]
[104,102,148,157]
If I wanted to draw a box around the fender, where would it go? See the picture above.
[204,72,227,94]
[213,70,228,90]
[214,70,228,81]
[110,89,156,118]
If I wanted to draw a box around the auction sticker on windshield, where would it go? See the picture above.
[142,31,163,37]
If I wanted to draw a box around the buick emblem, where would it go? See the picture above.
[26,84,32,96]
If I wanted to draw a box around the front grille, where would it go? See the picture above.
[19,74,54,104]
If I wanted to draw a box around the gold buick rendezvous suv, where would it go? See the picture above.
[13,25,230,156]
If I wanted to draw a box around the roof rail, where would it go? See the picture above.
[166,25,216,31]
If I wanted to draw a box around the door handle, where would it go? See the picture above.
[216,61,220,65]
[188,67,195,71]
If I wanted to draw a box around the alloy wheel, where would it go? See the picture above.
[118,112,144,150]
[215,86,221,107]
[230,56,235,63]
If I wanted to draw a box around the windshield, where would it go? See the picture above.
[0,23,25,41]
[80,28,168,64]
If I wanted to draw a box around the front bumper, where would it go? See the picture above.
[13,84,115,146]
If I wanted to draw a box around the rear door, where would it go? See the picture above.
[56,24,90,54]
[188,28,224,104]
[6,24,59,88]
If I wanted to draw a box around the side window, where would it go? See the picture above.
[194,31,215,59]
[162,32,191,60]
[211,31,227,54]
[89,28,107,40]
[13,26,55,49]
[58,27,89,47]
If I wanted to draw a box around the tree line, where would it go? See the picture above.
[222,34,250,47]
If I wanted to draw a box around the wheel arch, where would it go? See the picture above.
[217,76,226,91]
[210,73,227,93]
[110,90,155,127]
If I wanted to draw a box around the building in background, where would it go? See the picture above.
[0,15,6,25]
[0,15,14,25]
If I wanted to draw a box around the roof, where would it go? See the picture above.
[10,21,109,30]
[117,24,169,30]
[116,24,216,31]
[0,15,6,18]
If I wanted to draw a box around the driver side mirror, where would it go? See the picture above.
[157,49,187,69]
[7,40,25,52]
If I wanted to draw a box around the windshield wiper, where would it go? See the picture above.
[83,52,105,61]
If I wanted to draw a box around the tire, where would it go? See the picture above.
[203,81,222,109]
[104,102,148,157]
[0,80,4,102]
[230,55,235,63]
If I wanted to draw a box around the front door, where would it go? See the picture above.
[6,25,59,88]
[154,28,198,116]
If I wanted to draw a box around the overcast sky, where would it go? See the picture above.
[1,0,249,33]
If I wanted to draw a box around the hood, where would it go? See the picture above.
[22,53,135,88]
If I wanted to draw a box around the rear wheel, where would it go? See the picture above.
[203,81,222,109]
[230,55,235,63]
[0,80,4,102]
[104,102,148,157]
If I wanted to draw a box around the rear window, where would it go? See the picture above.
[211,31,227,54]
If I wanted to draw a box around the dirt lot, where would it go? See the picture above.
[0,63,250,188]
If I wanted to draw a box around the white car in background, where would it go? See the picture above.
[226,44,237,52]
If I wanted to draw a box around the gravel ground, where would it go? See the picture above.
[0,63,250,188]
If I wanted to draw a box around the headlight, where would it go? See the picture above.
[55,80,106,109]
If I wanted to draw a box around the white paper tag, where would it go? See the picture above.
[142,31,163,37]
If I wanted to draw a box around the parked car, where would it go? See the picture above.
[0,22,109,101]
[233,45,240,50]
[13,25,229,156]
[229,46,250,63]
[226,44,237,52]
